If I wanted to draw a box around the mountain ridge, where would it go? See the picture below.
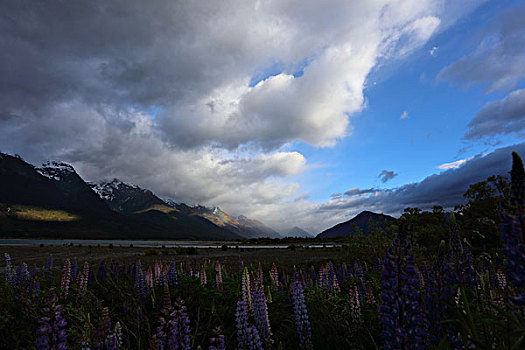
[317,210,396,238]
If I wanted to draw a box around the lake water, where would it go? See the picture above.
[0,239,340,249]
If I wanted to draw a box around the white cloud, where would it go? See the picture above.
[437,158,469,169]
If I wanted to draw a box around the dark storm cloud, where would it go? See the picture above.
[378,170,398,183]
[320,143,524,214]
[464,89,525,140]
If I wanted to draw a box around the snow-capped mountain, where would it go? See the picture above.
[89,179,167,214]
[36,161,76,181]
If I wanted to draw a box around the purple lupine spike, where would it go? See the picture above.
[379,221,429,350]
[71,260,78,282]
[209,326,225,350]
[168,261,177,287]
[4,252,12,283]
[155,284,173,349]
[94,307,112,350]
[245,326,263,350]
[252,288,273,345]
[291,281,312,349]
[60,259,72,299]
[309,265,316,286]
[235,300,249,349]
[97,261,108,281]
[14,262,30,290]
[46,255,54,284]
[35,288,68,350]
[168,297,191,350]
[88,264,95,285]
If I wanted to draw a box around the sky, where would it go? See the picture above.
[1,0,524,234]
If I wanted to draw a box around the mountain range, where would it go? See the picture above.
[0,153,397,240]
[0,153,290,240]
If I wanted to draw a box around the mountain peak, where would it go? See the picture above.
[37,161,76,181]
[285,226,312,238]
[317,210,395,238]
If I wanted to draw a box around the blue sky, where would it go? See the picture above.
[292,0,525,203]
[0,0,523,232]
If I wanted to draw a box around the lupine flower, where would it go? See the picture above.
[499,152,525,305]
[167,262,178,287]
[448,212,477,287]
[200,265,207,286]
[115,322,123,348]
[318,265,327,291]
[35,288,68,350]
[496,269,507,289]
[215,262,223,291]
[349,281,361,324]
[155,285,172,350]
[29,266,40,294]
[4,252,12,283]
[146,267,154,288]
[242,267,252,310]
[365,286,376,306]
[379,221,429,349]
[256,263,264,288]
[14,262,29,289]
[235,300,263,350]
[60,259,71,299]
[94,307,117,350]
[71,260,78,282]
[97,261,108,281]
[291,281,312,349]
[424,241,456,343]
[78,262,90,295]
[208,327,225,350]
[245,326,263,350]
[354,262,366,297]
[168,297,191,350]
[270,263,279,287]
[252,288,273,345]
[46,255,54,284]
[155,261,163,285]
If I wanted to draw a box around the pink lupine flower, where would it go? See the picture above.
[215,262,223,291]
[496,269,507,289]
[200,265,207,286]
[242,267,252,310]
[78,262,89,295]
[256,263,264,288]
[60,259,71,299]
[146,267,154,288]
[365,286,376,306]
[349,283,361,324]
[318,266,327,290]
[270,263,279,287]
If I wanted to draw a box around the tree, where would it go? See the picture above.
[455,174,510,252]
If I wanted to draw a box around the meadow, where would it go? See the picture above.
[1,155,524,349]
